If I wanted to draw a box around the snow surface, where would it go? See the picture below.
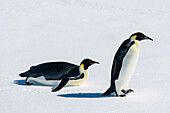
[1,0,170,113]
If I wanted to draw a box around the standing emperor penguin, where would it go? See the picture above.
[103,32,153,97]
[19,58,99,87]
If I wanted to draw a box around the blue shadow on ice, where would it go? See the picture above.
[13,79,54,87]
[58,93,115,98]
[14,79,27,85]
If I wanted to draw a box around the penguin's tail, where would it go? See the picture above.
[102,87,114,95]
[19,72,27,77]
[102,90,111,95]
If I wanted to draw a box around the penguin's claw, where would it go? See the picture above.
[128,89,134,93]
[121,89,134,94]
[26,82,34,85]
[119,94,126,97]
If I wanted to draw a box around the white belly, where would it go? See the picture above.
[26,71,89,87]
[115,41,140,95]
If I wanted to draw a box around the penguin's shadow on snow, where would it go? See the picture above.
[13,79,53,87]
[14,80,115,98]
[58,93,115,98]
[14,79,27,86]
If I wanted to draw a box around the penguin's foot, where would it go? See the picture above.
[26,82,34,85]
[121,89,134,94]
[119,94,126,97]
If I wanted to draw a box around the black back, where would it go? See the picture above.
[21,62,78,80]
[111,39,134,83]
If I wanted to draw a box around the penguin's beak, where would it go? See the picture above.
[90,61,100,65]
[144,36,153,41]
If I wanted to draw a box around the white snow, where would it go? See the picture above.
[0,0,170,113]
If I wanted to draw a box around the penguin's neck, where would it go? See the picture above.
[130,36,140,49]
[134,40,140,49]
[79,64,88,75]
[66,64,89,86]
[130,35,136,41]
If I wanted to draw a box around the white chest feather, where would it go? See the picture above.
[115,41,140,95]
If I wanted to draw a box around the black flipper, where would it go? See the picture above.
[52,77,69,92]
[79,73,84,79]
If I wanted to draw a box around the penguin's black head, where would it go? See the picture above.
[80,58,99,70]
[130,32,153,41]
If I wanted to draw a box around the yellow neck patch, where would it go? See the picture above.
[134,35,137,39]
[81,64,84,69]
[131,35,137,41]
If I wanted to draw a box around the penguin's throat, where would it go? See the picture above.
[81,64,84,69]
[80,64,88,70]
[80,64,88,74]
[130,35,137,41]
[130,37,140,46]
